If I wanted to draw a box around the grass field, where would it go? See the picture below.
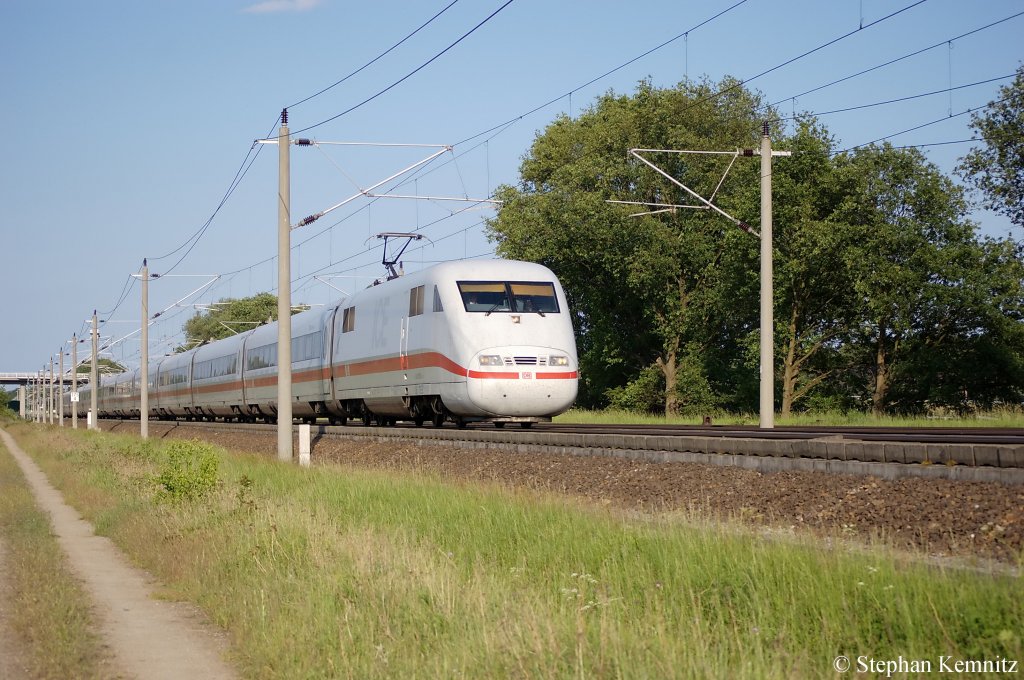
[6,421,1023,678]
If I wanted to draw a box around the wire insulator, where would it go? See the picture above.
[295,139,313,146]
[281,108,289,125]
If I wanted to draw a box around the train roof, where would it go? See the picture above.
[407,258,557,282]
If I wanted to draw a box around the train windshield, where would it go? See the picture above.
[458,281,560,314]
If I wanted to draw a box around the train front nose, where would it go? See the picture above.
[466,347,578,416]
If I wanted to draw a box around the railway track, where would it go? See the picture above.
[531,422,1024,446]
[97,418,1024,485]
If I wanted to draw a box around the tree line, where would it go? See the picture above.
[487,72,1024,417]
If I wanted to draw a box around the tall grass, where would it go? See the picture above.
[10,422,1024,678]
[0,428,110,679]
[557,407,1024,428]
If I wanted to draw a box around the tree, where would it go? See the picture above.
[489,78,768,415]
[832,144,981,415]
[76,358,127,374]
[770,118,861,416]
[178,293,284,351]
[958,64,1024,229]
[885,236,1024,412]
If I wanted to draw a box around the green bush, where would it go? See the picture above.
[604,364,664,413]
[156,440,220,502]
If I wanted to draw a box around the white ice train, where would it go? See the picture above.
[73,260,579,428]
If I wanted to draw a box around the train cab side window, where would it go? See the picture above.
[409,285,425,317]
[342,306,356,333]
[433,285,443,312]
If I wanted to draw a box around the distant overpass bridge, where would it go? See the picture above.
[0,372,91,386]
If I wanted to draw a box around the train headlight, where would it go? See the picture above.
[549,355,569,367]
[478,355,504,366]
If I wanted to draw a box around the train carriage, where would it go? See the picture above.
[239,321,279,420]
[288,306,333,422]
[191,331,250,420]
[153,352,193,419]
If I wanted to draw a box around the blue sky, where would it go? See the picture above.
[1,0,1021,374]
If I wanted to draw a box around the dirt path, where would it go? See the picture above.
[0,429,237,680]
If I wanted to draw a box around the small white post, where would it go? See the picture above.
[298,423,311,467]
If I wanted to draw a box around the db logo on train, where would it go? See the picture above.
[522,372,533,380]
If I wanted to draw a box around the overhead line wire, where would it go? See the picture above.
[453,0,752,147]
[836,94,1011,154]
[287,0,461,109]
[767,10,1024,109]
[158,137,271,277]
[97,274,137,318]
[291,0,517,136]
[654,0,931,127]
[148,119,276,264]
[773,74,1015,122]
[738,0,930,92]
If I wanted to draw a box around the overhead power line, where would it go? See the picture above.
[97,274,137,319]
[888,138,979,150]
[292,0,517,136]
[774,73,1016,123]
[288,0,461,110]
[455,0,752,146]
[665,0,932,124]
[836,94,1011,154]
[767,10,1024,109]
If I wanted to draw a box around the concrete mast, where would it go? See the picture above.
[141,259,149,439]
[91,310,98,429]
[277,109,293,461]
[759,122,775,429]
